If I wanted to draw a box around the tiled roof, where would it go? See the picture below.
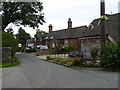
[79,13,120,42]
[27,38,35,43]
[40,26,87,40]
[39,13,120,42]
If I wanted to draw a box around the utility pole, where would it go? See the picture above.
[100,0,106,43]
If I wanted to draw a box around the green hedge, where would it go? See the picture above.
[2,31,17,56]
[52,45,76,54]
[100,43,120,69]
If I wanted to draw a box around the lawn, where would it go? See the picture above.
[0,56,21,68]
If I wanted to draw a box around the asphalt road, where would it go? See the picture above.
[2,53,118,88]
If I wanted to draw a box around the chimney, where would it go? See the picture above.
[100,0,105,16]
[68,18,72,29]
[48,24,53,33]
[100,0,106,43]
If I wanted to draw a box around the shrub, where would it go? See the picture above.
[64,45,76,53]
[71,57,82,66]
[21,47,25,52]
[90,47,99,65]
[100,43,120,69]
[54,57,63,62]
[52,45,76,54]
[46,56,54,60]
[53,58,69,64]
[66,61,73,66]
[2,31,17,56]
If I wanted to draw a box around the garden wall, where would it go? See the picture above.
[1,47,12,63]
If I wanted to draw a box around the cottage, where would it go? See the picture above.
[26,38,36,49]
[37,18,88,51]
[36,13,119,57]
[79,13,120,58]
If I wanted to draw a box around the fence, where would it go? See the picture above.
[36,49,50,55]
[49,54,68,58]
[49,50,92,59]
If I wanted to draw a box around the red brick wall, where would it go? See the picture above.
[36,49,50,55]
[37,39,81,50]
[64,39,80,50]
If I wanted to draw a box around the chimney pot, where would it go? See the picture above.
[48,24,53,33]
[68,18,72,29]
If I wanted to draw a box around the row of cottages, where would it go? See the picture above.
[35,13,120,57]
[36,18,88,51]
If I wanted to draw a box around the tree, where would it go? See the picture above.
[34,29,48,40]
[1,2,45,30]
[16,27,31,47]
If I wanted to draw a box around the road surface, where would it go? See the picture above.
[2,53,118,88]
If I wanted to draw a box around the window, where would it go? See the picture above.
[97,20,101,25]
[40,38,42,41]
[50,36,53,39]
[57,40,64,44]
[88,24,94,29]
[45,37,48,39]
[64,40,68,47]
[52,43,55,48]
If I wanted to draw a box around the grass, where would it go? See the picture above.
[0,56,21,68]
[101,68,120,72]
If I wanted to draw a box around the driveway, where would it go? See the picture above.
[2,53,118,88]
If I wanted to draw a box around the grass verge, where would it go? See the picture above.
[101,68,120,72]
[0,56,21,68]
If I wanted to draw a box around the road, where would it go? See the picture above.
[2,53,118,88]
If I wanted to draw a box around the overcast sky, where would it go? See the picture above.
[7,0,120,37]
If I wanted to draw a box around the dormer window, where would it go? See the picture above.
[88,24,94,29]
[46,37,48,39]
[50,36,53,39]
[97,20,101,25]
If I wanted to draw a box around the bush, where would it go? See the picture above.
[52,45,76,54]
[21,47,26,52]
[2,31,17,56]
[71,57,82,66]
[66,61,73,66]
[46,56,84,66]
[64,45,76,53]
[100,43,120,69]
[46,56,54,60]
[90,47,99,65]
[54,57,62,62]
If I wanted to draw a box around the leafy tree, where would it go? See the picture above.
[2,31,17,56]
[34,29,48,41]
[16,27,31,47]
[1,2,45,30]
